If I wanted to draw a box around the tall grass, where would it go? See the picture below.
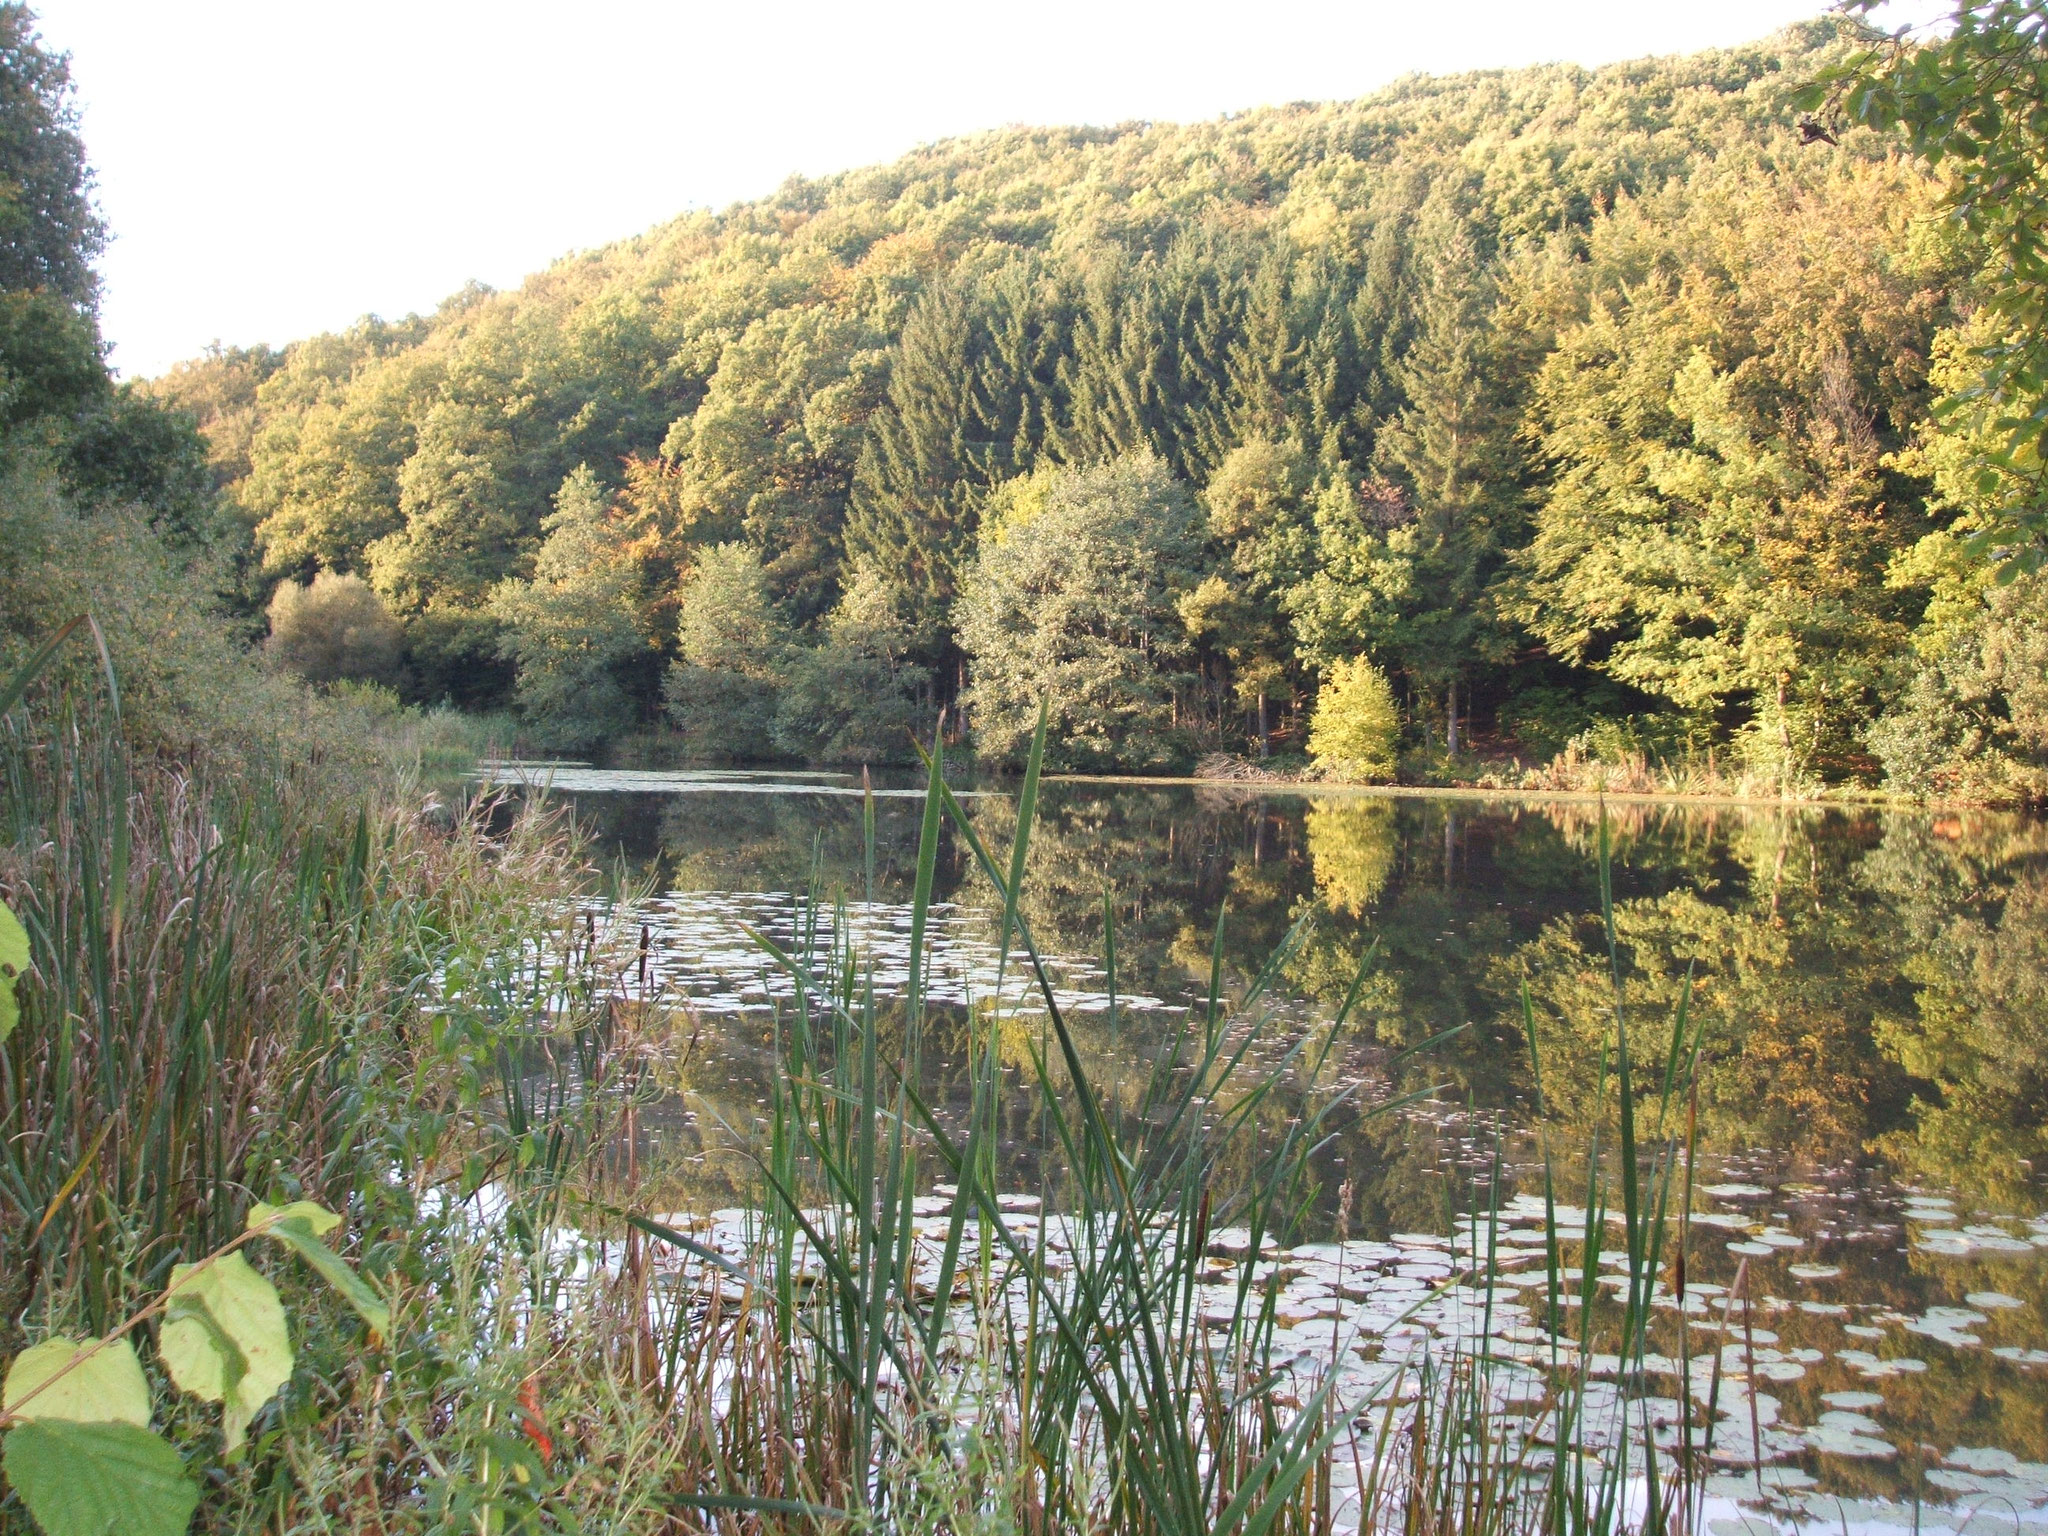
[615,717,1436,1533]
[0,670,598,1338]
[614,721,1742,1536]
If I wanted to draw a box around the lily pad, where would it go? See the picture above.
[1787,1263,1842,1280]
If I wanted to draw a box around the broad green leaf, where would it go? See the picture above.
[160,1254,290,1454]
[247,1200,340,1238]
[0,899,26,1043]
[2,1419,197,1536]
[254,1213,390,1341]
[3,1337,149,1427]
[157,1295,247,1426]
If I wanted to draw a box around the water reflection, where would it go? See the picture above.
[520,770,2048,1512]
[550,774,2048,1213]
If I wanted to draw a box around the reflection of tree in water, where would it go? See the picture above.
[580,780,2048,1483]
[583,780,2048,1217]
[1506,809,1928,1160]
[1305,799,1397,916]
[1862,816,2048,1206]
[968,784,1307,1003]
[655,789,954,899]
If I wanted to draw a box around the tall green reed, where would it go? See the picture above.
[627,763,1750,1536]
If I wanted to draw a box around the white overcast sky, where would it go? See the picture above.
[25,1,1927,378]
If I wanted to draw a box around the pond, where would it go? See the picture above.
[492,762,2048,1529]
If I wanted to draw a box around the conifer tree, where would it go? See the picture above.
[1369,190,1520,751]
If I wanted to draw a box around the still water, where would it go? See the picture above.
[500,764,2048,1523]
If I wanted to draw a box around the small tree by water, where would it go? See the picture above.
[1308,655,1399,782]
[264,572,401,688]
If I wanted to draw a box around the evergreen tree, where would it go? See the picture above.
[0,3,101,306]
[1370,189,1520,751]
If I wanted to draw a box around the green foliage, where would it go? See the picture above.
[1867,554,2048,801]
[1307,655,1400,781]
[0,1201,376,1536]
[186,22,1991,781]
[0,897,22,1043]
[772,570,932,763]
[264,569,403,688]
[40,10,2041,798]
[0,1422,196,1536]
[1184,435,1316,750]
[248,1201,390,1339]
[1804,2,2048,570]
[1505,162,1956,784]
[958,455,1204,770]
[0,11,216,547]
[490,465,645,748]
[3,1338,150,1425]
[0,5,102,306]
[159,1253,290,1454]
[664,541,789,759]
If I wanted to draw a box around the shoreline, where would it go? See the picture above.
[1049,771,1978,813]
[496,751,2028,816]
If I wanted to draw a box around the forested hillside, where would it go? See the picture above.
[150,18,2048,800]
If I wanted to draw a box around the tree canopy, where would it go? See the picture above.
[142,15,2048,796]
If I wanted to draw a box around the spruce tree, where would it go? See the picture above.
[1372,188,1520,751]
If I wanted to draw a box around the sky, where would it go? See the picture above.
[28,0,1902,379]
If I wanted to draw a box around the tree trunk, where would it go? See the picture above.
[1256,691,1269,759]
[1446,678,1460,756]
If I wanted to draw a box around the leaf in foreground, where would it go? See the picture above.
[250,1201,390,1339]
[2,1419,197,1536]
[0,898,26,1042]
[159,1254,291,1453]
[3,1337,150,1427]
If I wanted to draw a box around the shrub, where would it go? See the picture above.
[0,461,367,774]
[265,571,402,688]
[774,650,924,764]
[1307,656,1399,781]
[1868,568,2048,804]
[664,664,780,761]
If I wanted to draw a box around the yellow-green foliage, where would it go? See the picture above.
[1308,657,1399,782]
[1304,799,1397,915]
[265,571,403,687]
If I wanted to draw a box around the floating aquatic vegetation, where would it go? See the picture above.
[595,888,1176,1019]
[1968,1290,2024,1310]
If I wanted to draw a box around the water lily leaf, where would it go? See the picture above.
[3,1336,149,1426]
[0,899,27,1043]
[1,1419,197,1536]
[160,1254,290,1454]
[251,1207,389,1340]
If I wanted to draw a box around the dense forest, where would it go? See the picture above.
[128,18,2048,799]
